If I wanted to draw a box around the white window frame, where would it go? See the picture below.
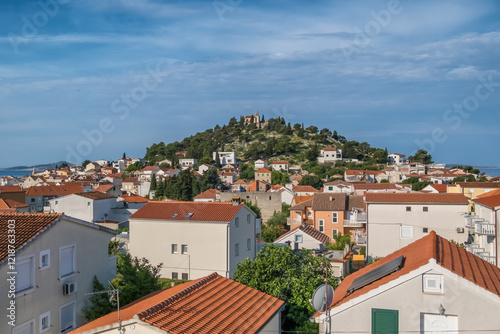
[13,318,35,334]
[59,244,76,279]
[319,219,324,233]
[171,244,178,254]
[332,212,338,223]
[423,274,443,293]
[39,249,50,270]
[400,226,413,239]
[235,243,239,256]
[181,244,188,255]
[40,311,51,333]
[295,234,303,243]
[15,254,35,295]
[172,272,178,280]
[332,229,338,237]
[60,301,76,334]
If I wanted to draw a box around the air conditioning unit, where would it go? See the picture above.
[456,228,464,233]
[63,282,77,295]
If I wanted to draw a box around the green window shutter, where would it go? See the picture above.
[372,308,398,334]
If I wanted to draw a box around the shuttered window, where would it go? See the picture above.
[16,257,34,293]
[60,302,75,333]
[59,245,76,278]
[372,308,398,334]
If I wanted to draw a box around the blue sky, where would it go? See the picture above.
[1,0,499,167]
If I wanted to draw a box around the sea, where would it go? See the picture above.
[0,170,35,178]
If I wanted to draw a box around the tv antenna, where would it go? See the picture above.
[85,281,122,331]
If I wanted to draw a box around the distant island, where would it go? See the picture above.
[0,161,71,171]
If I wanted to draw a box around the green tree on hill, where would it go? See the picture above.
[409,149,433,164]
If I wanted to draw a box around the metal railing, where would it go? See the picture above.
[475,222,496,236]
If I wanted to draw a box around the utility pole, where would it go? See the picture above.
[85,282,122,332]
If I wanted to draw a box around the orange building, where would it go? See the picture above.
[289,193,365,242]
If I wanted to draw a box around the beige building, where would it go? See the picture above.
[315,231,500,334]
[255,167,272,184]
[69,273,285,334]
[366,193,469,259]
[0,212,116,334]
[129,201,258,280]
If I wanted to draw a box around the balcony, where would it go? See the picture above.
[343,220,366,228]
[344,212,366,227]
[475,222,496,236]
[290,218,303,226]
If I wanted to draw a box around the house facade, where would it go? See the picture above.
[315,231,500,334]
[366,193,469,259]
[255,168,272,184]
[129,201,258,280]
[0,213,116,334]
[25,184,85,212]
[213,151,237,165]
[388,153,407,165]
[179,158,198,170]
[254,159,268,170]
[317,147,342,163]
[49,192,118,223]
[274,224,330,251]
[270,161,289,173]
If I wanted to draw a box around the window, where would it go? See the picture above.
[247,238,251,250]
[328,186,333,191]
[12,319,34,334]
[171,244,178,254]
[235,217,239,227]
[423,227,428,233]
[172,272,178,280]
[40,249,50,270]
[235,243,239,256]
[406,206,411,212]
[87,202,91,206]
[59,244,76,278]
[307,211,312,217]
[31,198,35,202]
[40,311,51,333]
[182,273,188,280]
[16,255,35,294]
[372,308,398,334]
[60,301,76,333]
[423,207,428,212]
[332,229,338,237]
[319,220,324,233]
[181,244,188,254]
[55,201,58,205]
[423,274,443,293]
[400,226,413,239]
[332,212,338,223]
[247,214,251,224]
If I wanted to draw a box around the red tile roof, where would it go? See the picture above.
[366,193,469,204]
[70,273,284,334]
[345,170,364,175]
[429,184,448,193]
[457,182,500,188]
[25,184,85,197]
[271,161,289,165]
[0,213,63,262]
[95,184,114,193]
[140,166,159,172]
[0,198,28,209]
[293,195,314,205]
[293,185,320,193]
[473,194,500,209]
[121,193,150,203]
[319,231,500,315]
[353,183,397,190]
[323,147,338,151]
[123,177,139,184]
[255,168,271,174]
[76,192,116,200]
[477,188,500,198]
[0,186,23,193]
[193,189,220,199]
[275,224,330,244]
[130,201,244,222]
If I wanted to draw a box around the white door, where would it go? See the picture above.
[422,314,458,334]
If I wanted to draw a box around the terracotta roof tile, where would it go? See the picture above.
[429,184,448,193]
[194,189,220,199]
[477,188,500,198]
[293,185,320,193]
[366,193,469,204]
[323,147,339,151]
[473,194,500,209]
[353,183,397,190]
[121,193,150,203]
[319,231,500,315]
[270,161,289,165]
[275,224,330,244]
[70,273,284,334]
[0,186,23,193]
[456,182,500,188]
[290,198,313,211]
[0,198,28,209]
[130,201,244,222]
[76,192,116,200]
[0,213,62,262]
[95,185,114,193]
[255,168,271,174]
[25,184,84,197]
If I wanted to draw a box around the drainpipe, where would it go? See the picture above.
[496,209,498,267]
[226,223,230,278]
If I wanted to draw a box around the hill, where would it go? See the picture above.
[144,114,388,168]
[1,161,71,171]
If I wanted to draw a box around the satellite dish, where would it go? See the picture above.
[311,284,334,312]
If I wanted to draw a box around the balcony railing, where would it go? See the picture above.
[475,222,496,236]
[343,220,366,228]
[291,218,303,226]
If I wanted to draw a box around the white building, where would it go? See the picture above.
[198,164,213,175]
[323,180,353,193]
[317,147,342,163]
[270,161,289,173]
[213,151,237,165]
[388,153,407,165]
[49,192,118,223]
[467,193,500,267]
[274,224,329,252]
[0,212,116,334]
[254,159,268,170]
[179,158,198,170]
[129,201,259,280]
[366,193,469,259]
[315,231,500,334]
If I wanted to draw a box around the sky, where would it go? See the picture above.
[1,0,499,168]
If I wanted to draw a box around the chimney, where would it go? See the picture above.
[232,197,240,206]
